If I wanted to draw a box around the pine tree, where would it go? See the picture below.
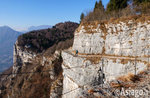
[94,1,99,11]
[106,0,128,12]
[98,0,105,12]
[94,0,105,12]
[80,13,85,23]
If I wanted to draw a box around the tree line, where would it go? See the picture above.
[80,0,150,22]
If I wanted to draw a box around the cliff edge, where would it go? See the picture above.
[62,15,150,98]
[0,22,78,98]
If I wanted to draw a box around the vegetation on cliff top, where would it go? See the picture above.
[17,22,78,53]
[81,0,150,22]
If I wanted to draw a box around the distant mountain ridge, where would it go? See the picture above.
[21,25,52,33]
[0,26,22,72]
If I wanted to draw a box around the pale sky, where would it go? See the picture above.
[0,0,109,31]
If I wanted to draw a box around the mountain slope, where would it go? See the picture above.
[0,22,79,98]
[0,26,22,72]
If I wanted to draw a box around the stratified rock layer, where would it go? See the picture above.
[73,20,150,56]
[62,17,150,98]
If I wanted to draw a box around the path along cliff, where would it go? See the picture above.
[0,16,150,98]
[61,15,150,98]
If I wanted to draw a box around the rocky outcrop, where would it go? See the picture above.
[62,16,150,98]
[2,44,63,98]
[13,41,36,74]
[73,20,150,56]
[62,51,148,98]
[0,22,79,98]
[1,17,149,97]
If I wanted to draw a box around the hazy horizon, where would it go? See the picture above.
[0,25,52,32]
[0,0,109,31]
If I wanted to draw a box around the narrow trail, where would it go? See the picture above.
[64,50,149,62]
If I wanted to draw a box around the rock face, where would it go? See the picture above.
[62,17,150,98]
[1,18,150,97]
[1,41,64,98]
[0,22,79,98]
[13,41,36,74]
[73,21,150,56]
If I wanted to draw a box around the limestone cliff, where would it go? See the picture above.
[62,16,150,98]
[0,16,150,98]
[0,22,78,98]
[13,41,36,75]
